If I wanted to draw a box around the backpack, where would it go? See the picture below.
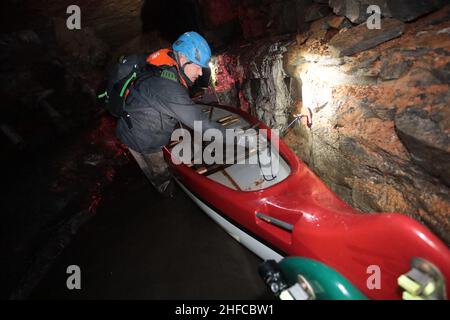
[98,50,183,129]
[97,54,148,126]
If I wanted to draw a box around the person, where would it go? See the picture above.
[116,31,226,197]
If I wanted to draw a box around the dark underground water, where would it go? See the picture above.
[28,160,272,299]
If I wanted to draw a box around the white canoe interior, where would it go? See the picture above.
[198,105,291,192]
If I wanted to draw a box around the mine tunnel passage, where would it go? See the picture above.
[1,0,449,300]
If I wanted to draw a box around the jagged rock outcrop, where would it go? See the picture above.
[24,0,142,49]
[214,38,294,129]
[329,0,449,23]
[328,18,405,57]
[395,95,450,187]
[329,0,390,24]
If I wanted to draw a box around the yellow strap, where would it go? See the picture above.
[398,275,421,295]
[423,282,436,296]
[402,291,424,300]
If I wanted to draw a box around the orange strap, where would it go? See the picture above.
[146,49,188,88]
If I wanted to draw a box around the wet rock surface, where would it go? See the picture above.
[305,3,332,23]
[24,0,142,49]
[328,18,405,57]
[328,0,448,23]
[213,4,450,245]
[395,102,450,187]
[213,38,294,129]
[328,0,385,24]
[388,0,449,22]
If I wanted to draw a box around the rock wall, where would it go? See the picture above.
[0,0,137,298]
[23,0,142,49]
[212,3,450,244]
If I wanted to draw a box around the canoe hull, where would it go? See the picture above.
[164,104,450,300]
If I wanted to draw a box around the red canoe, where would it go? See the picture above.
[163,103,450,300]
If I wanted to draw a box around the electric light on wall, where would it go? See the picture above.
[208,60,216,83]
[297,54,351,121]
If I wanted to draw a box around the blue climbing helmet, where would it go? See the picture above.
[172,31,211,68]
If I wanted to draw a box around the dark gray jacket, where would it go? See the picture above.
[116,68,224,154]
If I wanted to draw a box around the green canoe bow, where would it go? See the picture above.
[279,257,368,300]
